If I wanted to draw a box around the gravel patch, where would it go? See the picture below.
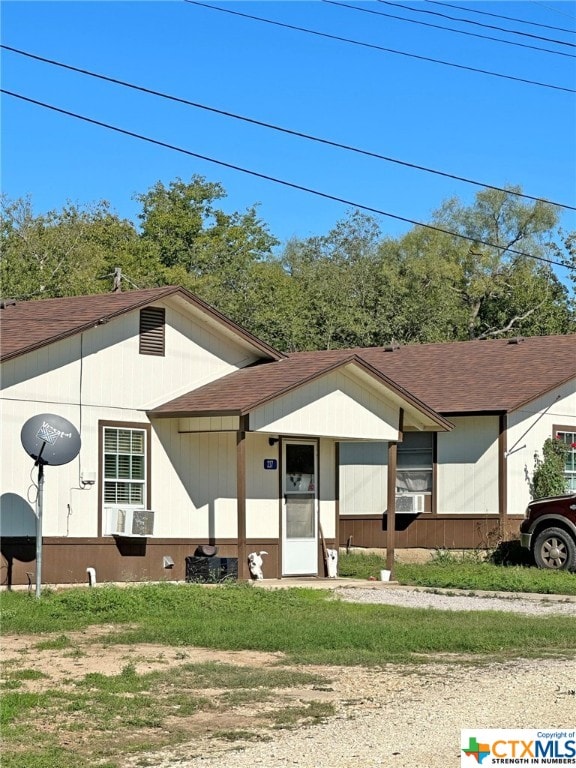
[334,585,576,615]
[137,657,576,768]
[123,587,576,768]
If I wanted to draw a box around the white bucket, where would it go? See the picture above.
[380,569,391,582]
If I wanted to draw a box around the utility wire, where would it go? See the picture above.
[2,89,570,270]
[184,1,576,93]
[379,1,576,48]
[530,1,576,22]
[426,0,576,36]
[4,45,574,211]
[324,0,576,58]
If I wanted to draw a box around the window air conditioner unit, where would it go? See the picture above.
[106,508,155,537]
[395,494,425,513]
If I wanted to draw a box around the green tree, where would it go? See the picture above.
[432,188,571,339]
[279,211,384,350]
[135,176,278,324]
[0,195,144,299]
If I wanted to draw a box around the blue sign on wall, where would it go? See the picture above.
[264,459,278,470]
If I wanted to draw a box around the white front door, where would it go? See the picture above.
[282,440,318,576]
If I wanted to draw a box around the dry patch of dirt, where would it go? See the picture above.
[1,625,285,690]
[6,627,574,768]
[1,626,338,765]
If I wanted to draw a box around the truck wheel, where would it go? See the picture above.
[533,527,576,571]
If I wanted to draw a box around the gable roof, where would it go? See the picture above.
[151,334,576,417]
[299,335,575,414]
[149,353,454,431]
[0,287,284,363]
[2,289,573,416]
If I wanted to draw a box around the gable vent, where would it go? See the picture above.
[139,307,165,356]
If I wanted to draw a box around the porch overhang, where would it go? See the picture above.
[148,355,453,440]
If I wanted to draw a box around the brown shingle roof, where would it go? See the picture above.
[151,335,576,417]
[0,287,283,362]
[2,289,573,416]
[292,335,576,413]
[149,352,453,429]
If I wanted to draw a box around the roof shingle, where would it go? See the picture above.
[151,335,576,416]
[0,287,283,362]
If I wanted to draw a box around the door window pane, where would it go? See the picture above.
[286,496,315,539]
[286,444,315,493]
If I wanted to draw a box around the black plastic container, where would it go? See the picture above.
[185,556,238,583]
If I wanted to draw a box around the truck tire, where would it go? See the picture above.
[533,527,576,571]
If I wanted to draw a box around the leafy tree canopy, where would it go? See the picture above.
[1,181,573,351]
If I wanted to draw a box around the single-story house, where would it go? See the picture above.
[1,286,574,586]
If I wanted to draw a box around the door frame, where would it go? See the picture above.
[280,437,320,576]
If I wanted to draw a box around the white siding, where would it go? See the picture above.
[1,299,259,411]
[1,298,260,539]
[151,421,237,538]
[319,439,337,538]
[0,400,144,537]
[506,380,576,515]
[340,417,500,517]
[339,442,388,516]
[437,416,499,514]
[245,433,280,539]
[178,416,240,432]
[250,369,400,440]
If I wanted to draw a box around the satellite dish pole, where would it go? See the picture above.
[34,442,47,599]
[21,414,81,598]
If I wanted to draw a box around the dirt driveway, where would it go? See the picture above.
[3,624,576,768]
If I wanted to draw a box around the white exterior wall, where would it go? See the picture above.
[0,299,260,539]
[151,421,237,539]
[251,369,400,440]
[339,417,500,516]
[506,380,576,516]
[1,300,259,410]
[1,400,145,537]
[319,438,337,538]
[339,442,388,516]
[436,416,500,514]
[245,432,281,539]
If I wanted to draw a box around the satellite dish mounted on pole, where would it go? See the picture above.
[21,414,81,598]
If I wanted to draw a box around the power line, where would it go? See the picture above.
[2,89,570,271]
[530,1,576,22]
[183,2,576,94]
[379,1,576,48]
[426,0,576,36]
[4,45,574,211]
[323,0,576,58]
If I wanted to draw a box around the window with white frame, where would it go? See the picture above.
[555,428,576,492]
[103,427,147,506]
[396,432,433,494]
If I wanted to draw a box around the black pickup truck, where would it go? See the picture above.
[520,493,576,571]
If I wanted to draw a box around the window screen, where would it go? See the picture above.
[396,432,433,493]
[103,427,146,505]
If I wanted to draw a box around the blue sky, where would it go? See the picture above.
[2,1,575,274]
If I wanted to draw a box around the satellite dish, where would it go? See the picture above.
[21,413,81,466]
[21,414,82,600]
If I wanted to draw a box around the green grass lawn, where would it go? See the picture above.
[2,581,575,666]
[339,550,576,595]
[2,572,575,768]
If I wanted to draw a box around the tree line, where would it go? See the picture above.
[1,176,574,352]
